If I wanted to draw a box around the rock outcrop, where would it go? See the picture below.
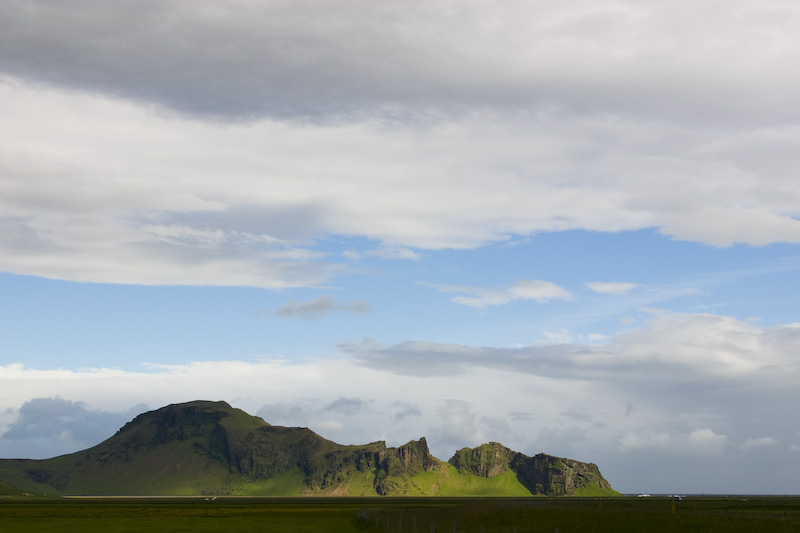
[449,443,615,496]
[449,442,517,478]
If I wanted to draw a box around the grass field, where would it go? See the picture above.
[2,495,800,532]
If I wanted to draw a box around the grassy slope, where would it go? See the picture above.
[410,464,539,497]
[341,459,541,497]
[573,483,622,497]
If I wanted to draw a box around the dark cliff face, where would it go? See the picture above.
[450,445,614,496]
[449,442,518,478]
[302,441,382,491]
[386,437,439,474]
[374,437,439,495]
[512,453,614,495]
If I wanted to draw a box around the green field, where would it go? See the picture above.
[2,496,800,532]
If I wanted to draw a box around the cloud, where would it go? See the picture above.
[0,2,799,289]
[619,428,730,455]
[3,1,800,125]
[392,402,422,422]
[348,299,374,314]
[0,397,147,459]
[318,420,344,432]
[339,339,495,377]
[365,246,421,261]
[427,400,510,453]
[425,279,572,308]
[739,437,778,451]
[1,81,799,290]
[685,429,731,455]
[275,296,373,319]
[256,403,308,427]
[321,397,371,416]
[342,310,800,384]
[586,282,640,295]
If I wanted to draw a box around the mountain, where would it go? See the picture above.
[0,400,618,497]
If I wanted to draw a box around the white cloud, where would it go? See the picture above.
[619,430,672,452]
[426,279,572,308]
[586,282,640,295]
[365,246,421,261]
[686,429,730,455]
[619,428,730,456]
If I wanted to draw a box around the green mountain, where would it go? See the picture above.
[0,400,618,497]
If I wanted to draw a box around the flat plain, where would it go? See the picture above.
[2,496,800,532]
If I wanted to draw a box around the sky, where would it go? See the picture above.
[1,0,800,495]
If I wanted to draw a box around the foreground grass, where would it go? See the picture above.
[357,497,800,532]
[2,496,800,532]
[0,498,362,532]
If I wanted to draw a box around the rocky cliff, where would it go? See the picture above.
[449,442,615,496]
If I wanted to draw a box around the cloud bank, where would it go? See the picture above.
[2,311,799,493]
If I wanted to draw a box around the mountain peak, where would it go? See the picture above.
[449,442,518,477]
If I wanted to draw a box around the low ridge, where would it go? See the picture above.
[0,401,618,497]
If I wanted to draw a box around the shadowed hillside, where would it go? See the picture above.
[0,401,618,497]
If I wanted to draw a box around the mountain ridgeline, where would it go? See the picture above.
[0,401,618,497]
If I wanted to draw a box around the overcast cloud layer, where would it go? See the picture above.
[4,0,800,124]
[2,0,800,495]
